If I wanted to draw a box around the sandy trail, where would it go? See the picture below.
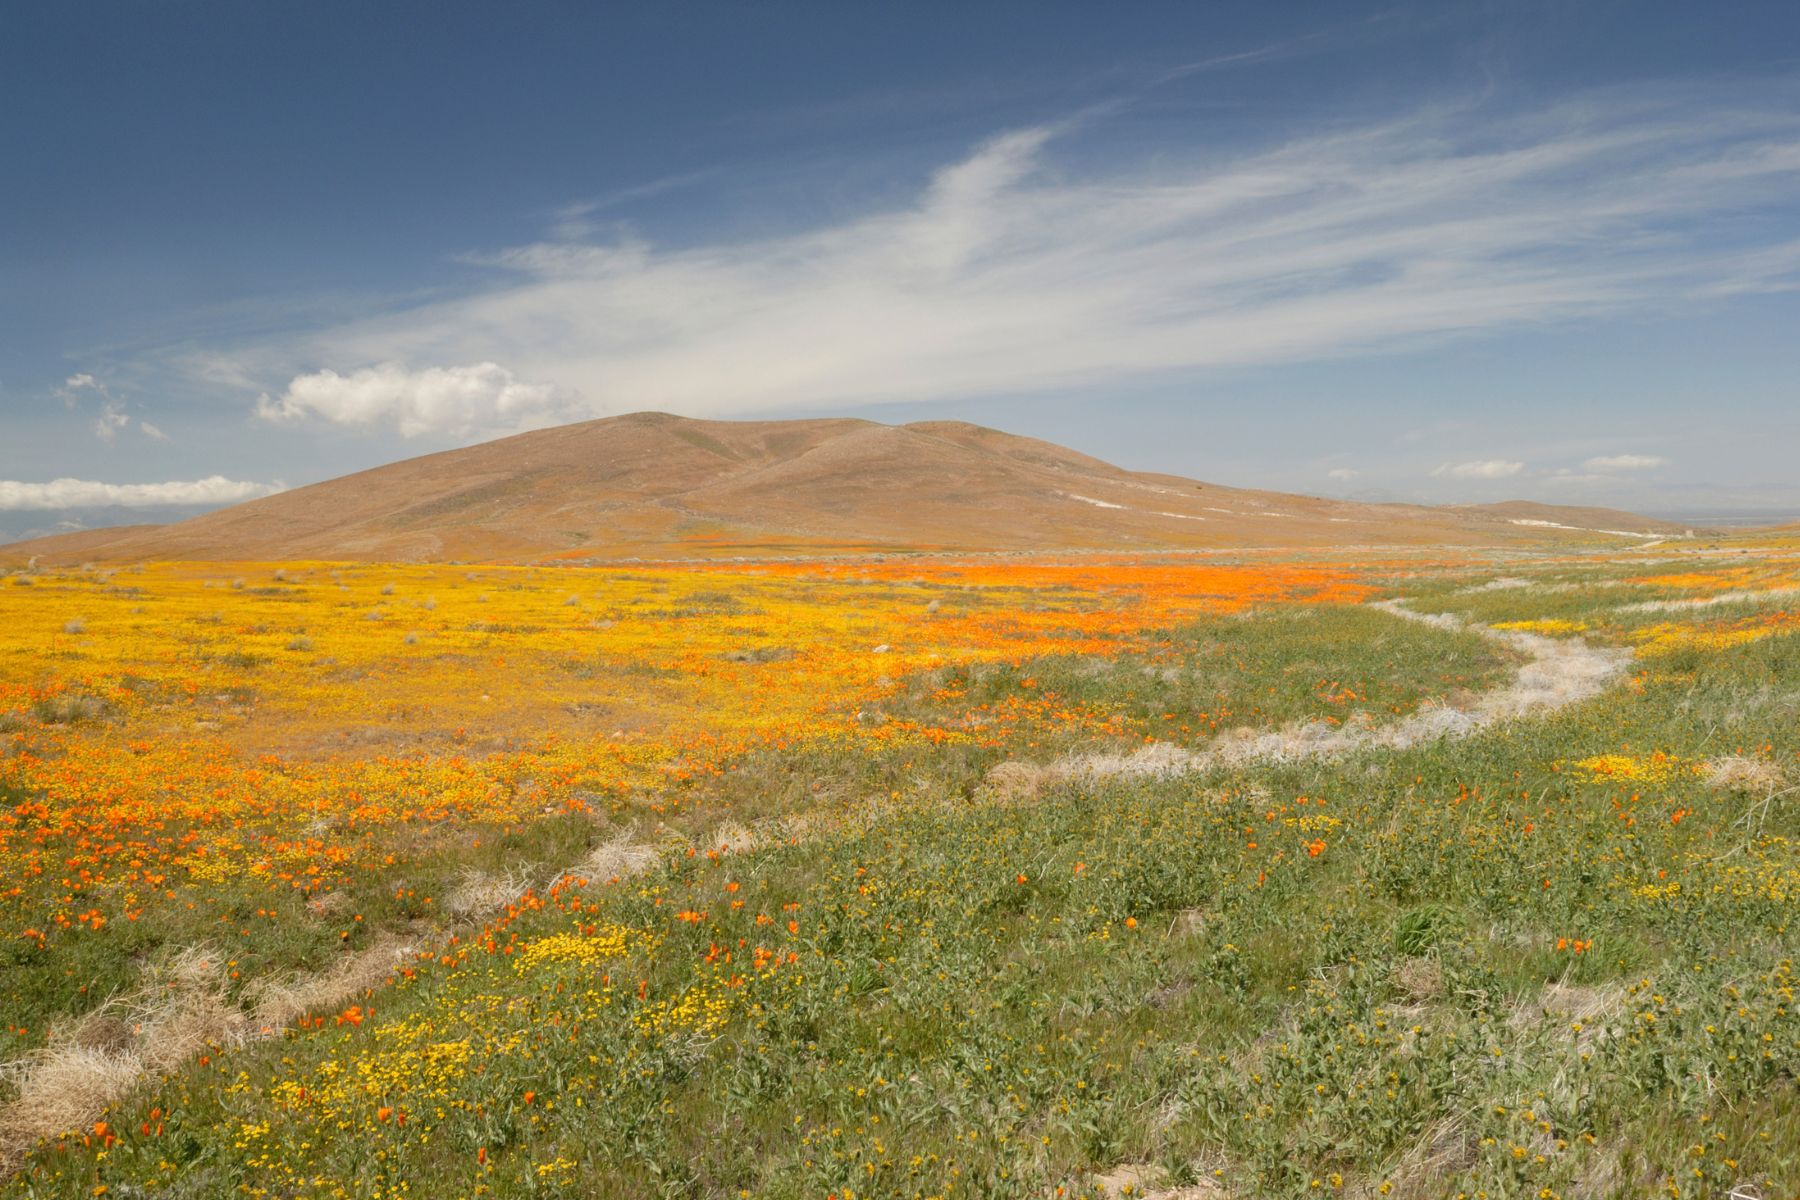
[1046,598,1630,783]
[1616,584,1800,614]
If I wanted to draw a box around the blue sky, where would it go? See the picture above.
[4,0,1799,538]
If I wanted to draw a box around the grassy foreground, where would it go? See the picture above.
[2,548,1798,1198]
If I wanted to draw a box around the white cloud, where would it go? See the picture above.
[58,373,171,442]
[92,400,130,441]
[1432,459,1525,480]
[0,477,284,511]
[256,362,568,438]
[199,85,1800,438]
[1584,453,1668,471]
[59,373,111,419]
[546,169,720,241]
[1327,467,1360,481]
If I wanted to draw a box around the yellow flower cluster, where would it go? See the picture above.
[634,981,732,1037]
[1569,752,1699,784]
[1491,618,1588,635]
[512,925,648,974]
[1632,618,1794,656]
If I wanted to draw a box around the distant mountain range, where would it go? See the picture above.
[0,412,1691,564]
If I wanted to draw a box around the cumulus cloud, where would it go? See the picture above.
[203,83,1800,438]
[1584,453,1668,471]
[1432,459,1525,480]
[0,477,283,511]
[1327,467,1360,481]
[256,362,568,438]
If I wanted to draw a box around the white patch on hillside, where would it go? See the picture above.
[1507,518,1664,539]
[1462,576,1535,592]
[1617,585,1800,614]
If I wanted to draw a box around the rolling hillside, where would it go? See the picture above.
[0,413,1688,563]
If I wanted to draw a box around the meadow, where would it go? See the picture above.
[0,543,1797,1198]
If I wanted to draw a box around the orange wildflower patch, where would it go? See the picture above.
[0,553,1373,1034]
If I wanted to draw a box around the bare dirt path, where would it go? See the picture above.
[1028,598,1630,784]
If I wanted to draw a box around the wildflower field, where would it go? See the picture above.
[1,543,1798,1198]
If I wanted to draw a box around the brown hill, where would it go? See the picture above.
[0,524,163,563]
[0,412,1688,564]
[1453,500,1683,537]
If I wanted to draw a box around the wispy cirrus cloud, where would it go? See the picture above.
[1542,452,1672,486]
[544,168,723,241]
[1584,453,1668,471]
[1433,459,1525,480]
[217,83,1800,439]
[0,477,284,511]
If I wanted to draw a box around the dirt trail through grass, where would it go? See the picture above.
[1049,598,1629,782]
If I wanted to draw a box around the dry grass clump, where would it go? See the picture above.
[446,824,671,921]
[985,758,1065,800]
[0,948,243,1166]
[1376,1116,1479,1199]
[304,889,352,917]
[244,938,415,1036]
[0,941,414,1168]
[0,1048,141,1166]
[998,743,1207,790]
[1569,1136,1680,1200]
[578,828,663,883]
[1393,956,1444,1002]
[1090,1162,1167,1198]
[444,863,540,918]
[1089,1161,1225,1198]
[1516,979,1624,1026]
[1509,978,1626,1057]
[1705,755,1786,793]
